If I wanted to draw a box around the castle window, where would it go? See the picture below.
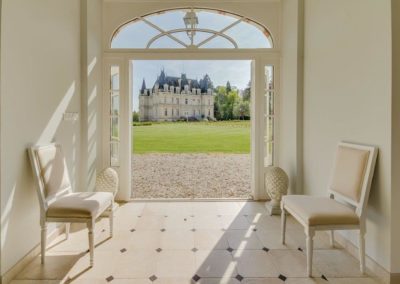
[208,109,211,116]
[177,109,179,116]
[172,109,174,116]
[165,108,167,116]
[185,98,188,105]
[176,98,179,104]
[193,110,195,116]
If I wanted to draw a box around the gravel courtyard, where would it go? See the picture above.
[132,153,251,199]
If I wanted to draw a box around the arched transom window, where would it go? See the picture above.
[111,8,273,49]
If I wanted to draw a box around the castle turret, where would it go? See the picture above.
[140,78,147,95]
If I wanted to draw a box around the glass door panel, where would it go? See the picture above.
[110,65,120,167]
[264,65,275,167]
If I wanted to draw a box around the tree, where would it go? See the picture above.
[213,86,244,120]
[222,91,240,120]
[242,81,251,102]
[233,100,250,120]
[226,81,232,93]
[214,86,227,120]
[132,111,139,122]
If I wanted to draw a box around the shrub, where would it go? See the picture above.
[133,122,152,126]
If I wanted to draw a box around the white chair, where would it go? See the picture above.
[28,143,114,266]
[281,142,378,277]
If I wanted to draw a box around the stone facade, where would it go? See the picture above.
[139,70,215,122]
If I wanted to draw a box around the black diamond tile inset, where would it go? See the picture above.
[192,274,201,282]
[235,274,244,282]
[191,248,198,252]
[138,215,142,218]
[184,218,187,221]
[120,248,127,253]
[253,228,257,232]
[298,247,303,252]
[262,247,270,252]
[278,274,287,281]
[164,215,168,218]
[106,275,114,282]
[243,214,248,217]
[160,228,166,232]
[156,248,162,253]
[321,274,328,281]
[191,228,196,232]
[149,275,157,282]
[227,247,234,253]
[102,229,106,232]
[130,228,136,232]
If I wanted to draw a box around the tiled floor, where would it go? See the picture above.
[12,201,383,284]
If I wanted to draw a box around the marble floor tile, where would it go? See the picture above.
[11,201,382,284]
[195,250,237,278]
[233,249,279,278]
[220,215,253,230]
[194,215,223,230]
[113,250,157,278]
[269,249,321,277]
[194,229,229,250]
[314,249,365,277]
[156,250,196,278]
[225,229,264,250]
[160,230,194,249]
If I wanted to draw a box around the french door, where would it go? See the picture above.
[103,53,279,201]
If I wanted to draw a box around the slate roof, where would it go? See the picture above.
[141,69,214,95]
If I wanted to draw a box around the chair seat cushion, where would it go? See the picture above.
[47,192,113,218]
[282,195,359,226]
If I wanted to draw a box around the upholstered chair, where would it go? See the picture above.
[28,143,114,266]
[281,142,378,277]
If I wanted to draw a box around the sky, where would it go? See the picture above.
[132,60,251,111]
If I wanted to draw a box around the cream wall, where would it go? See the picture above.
[80,0,104,193]
[391,0,400,274]
[0,0,82,276]
[102,0,281,50]
[278,0,303,194]
[302,0,392,270]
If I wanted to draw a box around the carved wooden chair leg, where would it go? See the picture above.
[306,229,315,277]
[88,219,95,267]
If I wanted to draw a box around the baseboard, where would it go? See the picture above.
[331,231,391,284]
[390,273,400,284]
[0,224,66,284]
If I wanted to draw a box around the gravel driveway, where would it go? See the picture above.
[132,153,251,199]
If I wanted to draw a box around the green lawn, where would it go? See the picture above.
[132,121,250,154]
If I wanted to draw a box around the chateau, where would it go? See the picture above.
[139,70,215,121]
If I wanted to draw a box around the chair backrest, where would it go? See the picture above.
[328,142,378,219]
[28,143,72,213]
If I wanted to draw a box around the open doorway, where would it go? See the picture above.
[131,60,252,199]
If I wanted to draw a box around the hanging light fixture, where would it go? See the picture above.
[183,8,198,46]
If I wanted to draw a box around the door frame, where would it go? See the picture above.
[103,50,280,201]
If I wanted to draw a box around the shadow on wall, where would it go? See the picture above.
[1,81,79,274]
[83,55,101,193]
